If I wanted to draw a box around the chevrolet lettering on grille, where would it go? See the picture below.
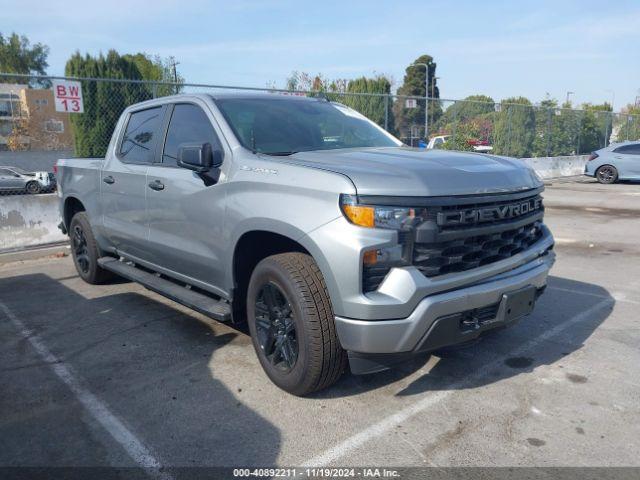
[436,197,543,227]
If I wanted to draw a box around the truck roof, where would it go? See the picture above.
[122,91,328,112]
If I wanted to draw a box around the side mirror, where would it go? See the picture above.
[177,143,223,172]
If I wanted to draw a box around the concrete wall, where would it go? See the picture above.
[520,154,589,179]
[0,155,590,252]
[0,193,66,252]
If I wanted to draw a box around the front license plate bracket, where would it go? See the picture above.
[503,286,537,323]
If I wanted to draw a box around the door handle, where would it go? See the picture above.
[102,176,115,185]
[148,180,165,191]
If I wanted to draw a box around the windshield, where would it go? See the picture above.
[10,167,31,175]
[215,97,401,155]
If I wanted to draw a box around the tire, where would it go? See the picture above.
[596,165,618,184]
[25,181,41,194]
[247,252,346,395]
[69,212,114,284]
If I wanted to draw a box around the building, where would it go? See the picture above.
[0,83,74,151]
[0,83,27,150]
[20,88,74,150]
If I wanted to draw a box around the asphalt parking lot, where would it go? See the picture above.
[1,177,639,473]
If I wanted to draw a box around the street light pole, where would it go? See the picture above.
[409,63,430,140]
[565,91,574,105]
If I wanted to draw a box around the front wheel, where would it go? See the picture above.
[596,165,618,184]
[247,252,346,396]
[25,181,41,194]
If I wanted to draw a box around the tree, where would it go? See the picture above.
[65,50,152,156]
[613,104,640,142]
[392,54,440,139]
[340,75,394,129]
[434,94,496,145]
[123,53,184,96]
[285,71,347,94]
[493,96,535,157]
[438,94,495,127]
[284,71,394,129]
[576,103,612,153]
[0,32,49,84]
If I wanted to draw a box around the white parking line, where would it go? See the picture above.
[549,286,640,305]
[0,301,173,480]
[302,297,613,467]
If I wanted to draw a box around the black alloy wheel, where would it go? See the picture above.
[68,211,114,284]
[72,223,90,274]
[254,282,298,372]
[246,252,346,395]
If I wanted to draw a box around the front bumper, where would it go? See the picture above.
[336,251,555,373]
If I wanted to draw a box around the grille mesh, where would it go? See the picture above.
[362,191,546,292]
[414,220,543,277]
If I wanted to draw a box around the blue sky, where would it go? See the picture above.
[2,0,639,108]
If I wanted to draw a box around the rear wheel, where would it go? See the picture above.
[25,181,41,194]
[69,212,114,284]
[596,165,618,184]
[247,252,346,395]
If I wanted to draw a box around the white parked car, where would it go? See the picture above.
[0,166,54,194]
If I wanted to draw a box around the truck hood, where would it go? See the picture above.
[285,147,542,197]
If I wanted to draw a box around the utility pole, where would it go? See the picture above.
[169,57,180,94]
[431,76,440,129]
[408,63,430,140]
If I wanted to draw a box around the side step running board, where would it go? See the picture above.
[98,257,231,322]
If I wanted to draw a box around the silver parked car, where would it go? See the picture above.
[0,166,52,194]
[585,141,640,184]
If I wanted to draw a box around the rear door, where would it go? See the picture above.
[612,144,640,178]
[144,101,228,293]
[101,105,166,260]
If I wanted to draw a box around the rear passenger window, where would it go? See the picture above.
[162,104,219,166]
[614,144,640,155]
[119,107,163,163]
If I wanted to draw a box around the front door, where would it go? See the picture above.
[101,105,165,260]
[0,168,25,190]
[145,101,228,294]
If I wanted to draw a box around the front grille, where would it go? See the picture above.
[361,190,546,292]
[413,220,544,277]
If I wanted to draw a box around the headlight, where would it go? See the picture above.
[340,194,423,292]
[340,194,417,230]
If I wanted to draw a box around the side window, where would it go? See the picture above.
[119,106,163,163]
[614,145,640,155]
[162,104,220,166]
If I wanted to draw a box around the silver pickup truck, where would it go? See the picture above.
[57,93,555,395]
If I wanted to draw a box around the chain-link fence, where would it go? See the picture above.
[1,73,639,173]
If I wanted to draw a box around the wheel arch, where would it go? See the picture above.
[63,196,86,231]
[229,226,337,324]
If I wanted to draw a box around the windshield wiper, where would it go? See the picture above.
[261,151,298,156]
